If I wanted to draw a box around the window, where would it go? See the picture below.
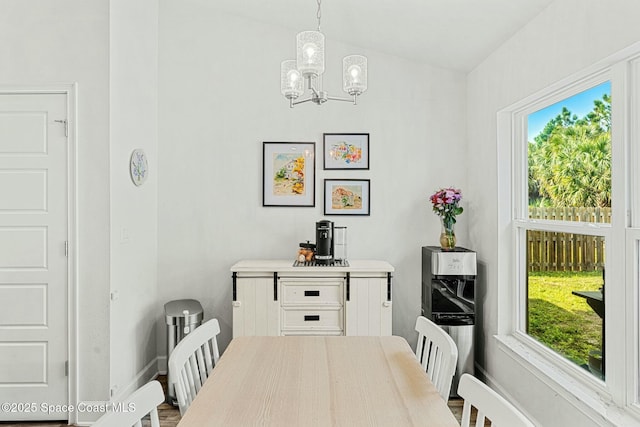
[522,82,611,380]
[498,46,640,422]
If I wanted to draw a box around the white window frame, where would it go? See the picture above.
[496,42,640,424]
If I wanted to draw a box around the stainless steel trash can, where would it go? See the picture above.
[165,299,203,405]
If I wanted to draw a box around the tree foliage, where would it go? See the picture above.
[528,94,611,207]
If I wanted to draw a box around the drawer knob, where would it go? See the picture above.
[383,301,391,307]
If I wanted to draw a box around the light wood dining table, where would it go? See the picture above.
[176,335,460,426]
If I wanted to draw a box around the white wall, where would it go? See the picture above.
[157,0,468,358]
[109,0,159,402]
[467,0,640,425]
[0,0,112,414]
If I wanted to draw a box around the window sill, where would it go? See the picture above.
[495,334,639,427]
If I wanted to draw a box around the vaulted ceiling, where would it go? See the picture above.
[209,0,555,72]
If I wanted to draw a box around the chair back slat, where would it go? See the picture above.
[194,347,206,391]
[203,342,214,375]
[186,354,198,398]
[458,374,535,427]
[461,400,473,426]
[414,316,458,401]
[176,369,191,408]
[212,336,220,362]
[149,408,160,426]
[168,318,222,415]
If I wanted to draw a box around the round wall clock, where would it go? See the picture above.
[130,149,148,186]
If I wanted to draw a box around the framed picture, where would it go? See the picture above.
[263,142,315,207]
[324,179,370,215]
[323,133,369,170]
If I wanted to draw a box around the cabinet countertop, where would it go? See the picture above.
[230,259,394,273]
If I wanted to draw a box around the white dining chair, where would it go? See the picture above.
[458,373,535,427]
[92,380,164,427]
[168,318,221,415]
[414,315,458,401]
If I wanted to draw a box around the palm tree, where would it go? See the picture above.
[528,95,611,208]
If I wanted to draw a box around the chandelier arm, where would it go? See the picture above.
[291,97,315,106]
[326,95,358,104]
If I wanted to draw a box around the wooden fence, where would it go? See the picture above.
[527,207,610,272]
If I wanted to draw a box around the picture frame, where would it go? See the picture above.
[263,142,315,207]
[323,133,369,170]
[324,179,370,216]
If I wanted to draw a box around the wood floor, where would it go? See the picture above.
[0,375,475,426]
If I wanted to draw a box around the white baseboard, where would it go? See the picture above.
[157,355,167,375]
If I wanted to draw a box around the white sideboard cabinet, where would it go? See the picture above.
[231,260,394,337]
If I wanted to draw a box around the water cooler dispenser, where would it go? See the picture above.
[422,246,476,397]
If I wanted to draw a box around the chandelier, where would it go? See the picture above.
[280,0,368,108]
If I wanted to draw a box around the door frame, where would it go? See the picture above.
[0,84,78,424]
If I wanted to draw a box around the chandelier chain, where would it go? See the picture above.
[316,0,322,32]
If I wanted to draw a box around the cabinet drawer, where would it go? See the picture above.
[281,281,343,305]
[281,330,343,336]
[281,308,343,331]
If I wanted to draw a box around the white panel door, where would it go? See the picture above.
[0,93,68,421]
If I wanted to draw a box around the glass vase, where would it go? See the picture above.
[439,218,456,250]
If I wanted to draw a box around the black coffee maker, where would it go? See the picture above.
[315,220,334,265]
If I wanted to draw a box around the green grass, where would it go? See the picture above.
[527,271,603,368]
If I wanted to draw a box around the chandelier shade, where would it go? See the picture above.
[343,55,368,96]
[296,31,325,78]
[281,60,304,99]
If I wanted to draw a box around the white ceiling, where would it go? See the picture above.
[208,0,555,72]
